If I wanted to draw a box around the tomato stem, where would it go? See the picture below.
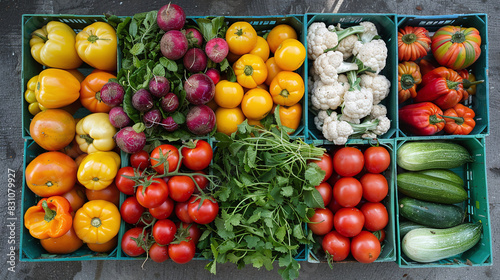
[42,200,56,223]
[451,31,466,44]
[400,74,416,90]
[244,65,254,76]
[402,33,417,44]
[279,89,290,98]
[90,217,102,228]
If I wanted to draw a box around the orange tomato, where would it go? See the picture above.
[75,153,88,168]
[240,88,273,120]
[267,24,298,53]
[85,183,120,206]
[226,21,258,55]
[274,39,306,71]
[269,71,305,106]
[215,107,246,135]
[265,57,283,86]
[61,185,87,213]
[233,54,268,88]
[214,80,244,108]
[30,109,76,151]
[249,36,270,62]
[87,236,118,252]
[40,225,84,254]
[60,138,84,159]
[80,72,116,113]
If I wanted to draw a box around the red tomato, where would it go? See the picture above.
[307,208,334,236]
[315,182,332,207]
[334,207,365,237]
[121,227,146,257]
[322,230,350,262]
[115,166,137,195]
[176,222,202,244]
[351,231,381,263]
[150,144,180,174]
[181,140,213,171]
[152,219,177,245]
[187,196,219,224]
[120,196,145,224]
[364,146,391,173]
[360,173,389,203]
[130,150,150,170]
[149,242,169,263]
[136,178,169,208]
[168,240,196,264]
[333,147,364,177]
[333,177,363,208]
[193,171,209,193]
[175,201,194,223]
[327,172,342,187]
[373,229,386,244]
[149,197,175,220]
[137,211,155,227]
[360,202,389,232]
[327,197,343,214]
[311,153,333,183]
[168,175,195,202]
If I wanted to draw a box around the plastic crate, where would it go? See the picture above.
[305,13,399,142]
[21,14,114,139]
[395,136,492,267]
[306,139,396,263]
[397,14,489,138]
[20,140,121,261]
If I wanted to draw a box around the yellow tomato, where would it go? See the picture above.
[265,57,282,86]
[249,36,270,62]
[226,21,258,55]
[267,24,298,53]
[214,80,244,108]
[240,88,273,120]
[234,54,268,89]
[269,71,305,106]
[215,107,246,135]
[274,39,306,71]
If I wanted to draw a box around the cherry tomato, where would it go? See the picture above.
[322,230,350,262]
[360,173,389,203]
[121,227,147,257]
[360,202,389,232]
[168,175,195,202]
[315,182,332,207]
[364,146,391,173]
[136,178,169,208]
[175,202,194,223]
[150,144,180,174]
[152,219,177,245]
[85,182,120,206]
[130,150,150,170]
[193,171,209,193]
[149,242,169,263]
[311,153,333,183]
[307,208,334,236]
[351,231,381,263]
[334,207,365,238]
[181,140,213,171]
[149,197,174,220]
[168,240,196,264]
[176,222,202,244]
[120,196,145,225]
[327,197,343,214]
[61,185,86,213]
[333,177,363,208]
[115,166,137,195]
[187,196,219,224]
[333,147,364,177]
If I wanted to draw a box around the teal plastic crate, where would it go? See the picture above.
[306,139,396,263]
[395,137,492,267]
[305,13,399,142]
[20,140,121,261]
[397,14,489,138]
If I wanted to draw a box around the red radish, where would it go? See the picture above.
[157,3,186,31]
[185,28,203,48]
[115,125,146,154]
[161,116,179,132]
[161,30,188,60]
[186,105,216,135]
[160,92,179,113]
[108,106,131,128]
[183,48,207,73]
[205,68,220,85]
[184,73,215,105]
[144,109,162,128]
[149,76,170,98]
[100,82,124,107]
[205,38,229,63]
[132,89,154,112]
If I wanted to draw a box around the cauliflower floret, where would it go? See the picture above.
[352,39,387,74]
[314,110,329,131]
[337,34,359,60]
[370,104,388,118]
[321,111,354,145]
[339,114,361,124]
[314,51,358,84]
[311,79,347,110]
[372,116,391,135]
[338,74,350,92]
[361,132,377,139]
[360,73,391,104]
[342,87,373,120]
[307,22,339,60]
[359,21,378,43]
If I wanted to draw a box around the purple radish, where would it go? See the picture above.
[185,28,203,48]
[183,48,207,73]
[161,30,188,60]
[160,116,179,132]
[132,89,154,112]
[186,105,216,135]
[143,108,162,128]
[115,125,146,154]
[184,73,215,105]
[205,68,221,85]
[205,38,229,63]
[149,76,170,98]
[108,106,131,128]
[157,3,186,31]
[160,92,179,113]
[100,82,125,107]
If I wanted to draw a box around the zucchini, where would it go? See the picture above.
[399,197,465,228]
[397,172,467,204]
[397,141,472,171]
[399,221,426,238]
[402,223,482,263]
[418,169,464,187]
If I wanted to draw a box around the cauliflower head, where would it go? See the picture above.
[311,79,347,110]
[307,22,339,60]
[353,39,387,74]
[321,111,354,145]
[359,21,378,43]
[342,87,374,120]
[360,73,391,104]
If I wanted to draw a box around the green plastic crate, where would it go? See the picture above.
[305,13,399,142]
[397,14,489,138]
[395,136,492,267]
[306,139,396,263]
[20,140,121,261]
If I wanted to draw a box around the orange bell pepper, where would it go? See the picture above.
[398,61,422,104]
[80,72,116,113]
[24,196,73,239]
[441,104,476,135]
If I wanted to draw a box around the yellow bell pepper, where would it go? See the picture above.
[75,22,118,71]
[279,103,302,134]
[35,69,81,109]
[233,54,268,88]
[77,151,120,190]
[76,113,117,153]
[30,21,83,69]
[73,200,121,244]
[24,75,41,115]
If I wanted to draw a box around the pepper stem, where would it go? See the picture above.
[80,134,94,144]
[87,34,99,43]
[91,217,102,228]
[440,114,465,125]
[32,32,49,42]
[244,65,254,76]
[400,74,416,90]
[446,80,462,90]
[402,33,417,44]
[429,114,445,124]
[95,91,102,102]
[42,200,56,223]
[462,78,484,89]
